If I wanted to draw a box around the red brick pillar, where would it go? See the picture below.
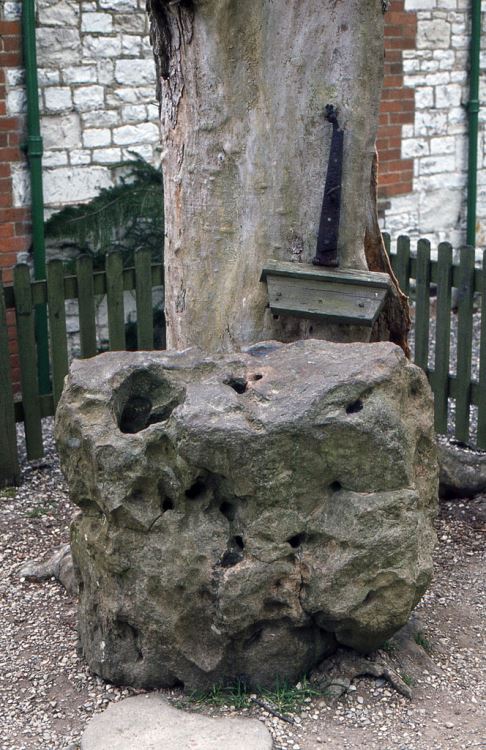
[378,1,417,205]
[0,15,31,390]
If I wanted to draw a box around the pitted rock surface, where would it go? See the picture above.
[55,340,438,690]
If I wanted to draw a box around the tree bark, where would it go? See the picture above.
[365,150,411,357]
[148,0,391,352]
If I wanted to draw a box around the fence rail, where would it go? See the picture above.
[0,249,163,487]
[1,235,485,487]
[384,233,485,450]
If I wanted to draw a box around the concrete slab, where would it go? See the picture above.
[80,693,274,750]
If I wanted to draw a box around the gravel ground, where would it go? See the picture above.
[0,418,485,750]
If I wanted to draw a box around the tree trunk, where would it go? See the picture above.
[365,150,411,357]
[148,0,392,352]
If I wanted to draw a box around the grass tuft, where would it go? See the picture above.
[380,639,399,655]
[0,488,17,499]
[414,631,432,654]
[401,673,415,687]
[188,676,324,714]
[188,681,250,710]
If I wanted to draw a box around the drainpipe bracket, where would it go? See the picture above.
[26,135,44,158]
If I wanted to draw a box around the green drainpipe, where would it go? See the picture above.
[466,0,482,248]
[22,0,50,395]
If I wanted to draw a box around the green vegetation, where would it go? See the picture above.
[260,677,323,714]
[44,156,164,269]
[25,497,57,519]
[414,631,432,654]
[189,681,251,710]
[380,639,399,656]
[0,487,17,499]
[188,677,324,714]
[401,673,415,687]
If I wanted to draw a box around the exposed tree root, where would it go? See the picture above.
[311,648,413,701]
[19,544,78,596]
[250,697,296,725]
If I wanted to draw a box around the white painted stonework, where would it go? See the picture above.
[4,0,160,212]
[381,1,486,251]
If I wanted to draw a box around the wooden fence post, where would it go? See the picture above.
[414,238,431,372]
[433,242,453,434]
[47,259,69,406]
[14,263,44,460]
[76,255,97,358]
[455,246,475,443]
[0,272,20,487]
[135,248,154,350]
[478,249,486,449]
[106,252,125,351]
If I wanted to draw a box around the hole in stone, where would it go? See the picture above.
[409,379,421,397]
[114,618,143,661]
[346,399,363,414]
[219,501,235,521]
[116,371,185,434]
[249,373,263,381]
[273,314,279,320]
[78,496,97,511]
[363,590,376,605]
[185,479,207,499]
[245,628,263,647]
[233,535,244,550]
[221,549,242,568]
[147,396,182,425]
[224,377,248,394]
[287,532,306,549]
[330,481,342,492]
[198,585,213,604]
[309,326,314,334]
[120,396,153,434]
[162,498,174,512]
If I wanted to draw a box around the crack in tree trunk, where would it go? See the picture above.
[365,149,411,357]
[147,0,194,126]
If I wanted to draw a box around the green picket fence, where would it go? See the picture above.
[1,235,485,487]
[0,249,163,487]
[384,233,486,450]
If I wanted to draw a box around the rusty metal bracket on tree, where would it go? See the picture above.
[313,104,343,268]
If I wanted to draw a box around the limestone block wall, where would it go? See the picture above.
[3,0,160,217]
[1,0,162,363]
[380,0,486,251]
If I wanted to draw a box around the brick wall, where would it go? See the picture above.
[380,0,486,250]
[0,13,29,389]
[378,0,417,205]
[0,16,30,277]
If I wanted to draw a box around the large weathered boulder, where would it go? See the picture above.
[55,340,438,690]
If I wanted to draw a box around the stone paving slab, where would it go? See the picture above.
[80,693,273,750]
